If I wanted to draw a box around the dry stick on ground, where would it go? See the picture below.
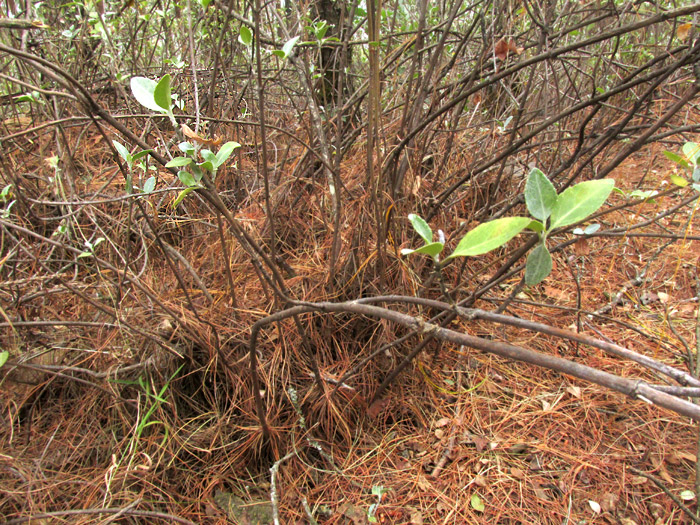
[249,299,700,436]
[628,467,700,525]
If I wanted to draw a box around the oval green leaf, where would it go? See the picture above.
[215,141,241,167]
[165,157,193,168]
[663,150,689,169]
[0,350,8,368]
[549,179,614,229]
[669,174,689,187]
[526,219,545,233]
[200,149,217,164]
[153,74,172,111]
[408,213,432,244]
[143,176,156,194]
[401,242,444,259]
[448,217,530,259]
[173,186,198,208]
[470,493,485,513]
[525,244,552,285]
[132,149,152,162]
[281,35,300,58]
[112,140,131,164]
[525,168,557,221]
[239,25,252,46]
[178,170,197,187]
[683,142,700,165]
[130,77,166,113]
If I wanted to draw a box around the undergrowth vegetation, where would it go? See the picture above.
[1,0,700,523]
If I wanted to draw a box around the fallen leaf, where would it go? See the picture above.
[543,285,569,302]
[677,23,692,41]
[367,397,390,419]
[657,291,669,303]
[573,237,589,255]
[507,443,530,455]
[434,429,445,439]
[669,450,697,464]
[470,493,485,512]
[339,503,369,525]
[601,492,618,512]
[619,518,639,525]
[541,399,552,411]
[510,468,525,479]
[435,417,451,428]
[473,475,488,487]
[629,475,648,486]
[566,385,581,398]
[589,500,602,514]
[648,501,664,519]
[680,490,695,501]
[533,483,550,501]
[417,474,432,491]
[408,507,424,524]
[469,434,489,452]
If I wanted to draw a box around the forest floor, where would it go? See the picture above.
[1,117,700,525]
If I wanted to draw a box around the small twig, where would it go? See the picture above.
[301,497,320,525]
[270,451,296,525]
[628,467,700,524]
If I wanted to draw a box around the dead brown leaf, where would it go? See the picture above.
[181,123,223,147]
[677,23,692,41]
[367,397,390,419]
[494,38,523,61]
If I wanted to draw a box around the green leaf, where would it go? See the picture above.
[274,35,300,58]
[165,157,193,168]
[153,74,172,111]
[683,142,700,164]
[693,166,700,182]
[525,244,552,285]
[663,150,689,169]
[628,189,658,201]
[526,220,545,233]
[239,25,252,46]
[179,141,195,155]
[669,174,689,187]
[112,140,131,164]
[525,168,557,221]
[0,350,8,368]
[173,187,198,208]
[282,35,300,56]
[178,170,197,187]
[549,179,614,229]
[401,242,444,259]
[693,183,700,192]
[447,217,530,259]
[408,213,432,244]
[132,149,152,162]
[143,176,156,194]
[130,77,166,113]
[215,141,241,167]
[200,161,214,173]
[200,149,217,164]
[470,493,485,513]
[680,490,695,502]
